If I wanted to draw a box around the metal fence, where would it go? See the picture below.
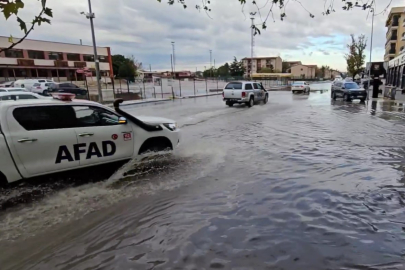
[0,76,332,102]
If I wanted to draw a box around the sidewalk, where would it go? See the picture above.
[266,85,290,91]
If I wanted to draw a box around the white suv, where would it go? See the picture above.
[222,81,268,107]
[31,82,56,95]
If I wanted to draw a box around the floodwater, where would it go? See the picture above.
[2,83,405,269]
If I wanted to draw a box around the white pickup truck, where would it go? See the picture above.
[223,81,268,107]
[0,94,180,186]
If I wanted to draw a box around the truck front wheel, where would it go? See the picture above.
[0,172,8,188]
[138,137,173,155]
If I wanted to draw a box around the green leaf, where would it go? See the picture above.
[44,7,53,17]
[15,0,24,10]
[2,3,16,20]
[16,16,27,33]
[41,17,50,24]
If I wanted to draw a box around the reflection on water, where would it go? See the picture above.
[2,89,405,270]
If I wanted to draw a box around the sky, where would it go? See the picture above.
[0,0,403,72]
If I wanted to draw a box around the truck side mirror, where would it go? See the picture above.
[118,117,127,124]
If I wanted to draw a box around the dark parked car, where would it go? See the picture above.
[49,83,88,96]
[331,81,367,102]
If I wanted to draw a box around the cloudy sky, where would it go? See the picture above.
[0,0,402,72]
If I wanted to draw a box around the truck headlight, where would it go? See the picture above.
[163,123,177,131]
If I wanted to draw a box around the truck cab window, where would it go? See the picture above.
[13,106,77,130]
[74,106,120,127]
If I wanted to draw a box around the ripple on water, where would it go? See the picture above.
[3,93,405,269]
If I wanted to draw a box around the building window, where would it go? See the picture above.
[98,55,108,62]
[301,68,303,71]
[5,49,23,58]
[67,53,80,61]
[48,52,64,60]
[83,55,94,62]
[27,50,45,59]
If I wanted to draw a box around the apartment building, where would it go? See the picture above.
[290,64,317,78]
[0,36,113,81]
[242,56,282,77]
[384,7,405,62]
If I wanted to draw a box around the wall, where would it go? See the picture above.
[291,65,316,78]
[396,14,405,55]
[275,57,282,72]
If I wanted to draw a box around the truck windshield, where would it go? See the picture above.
[225,83,242,89]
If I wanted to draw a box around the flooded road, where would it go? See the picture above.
[2,84,405,269]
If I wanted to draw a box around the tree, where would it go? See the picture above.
[112,55,142,80]
[0,0,53,53]
[160,1,381,35]
[203,67,215,77]
[118,60,136,82]
[229,57,244,77]
[217,63,230,77]
[345,34,367,79]
[112,54,127,76]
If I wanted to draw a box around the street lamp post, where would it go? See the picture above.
[367,7,374,101]
[81,0,103,102]
[171,42,176,78]
[209,50,212,77]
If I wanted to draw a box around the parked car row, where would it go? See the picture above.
[0,79,88,96]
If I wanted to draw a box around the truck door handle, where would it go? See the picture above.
[18,138,38,143]
[78,132,94,137]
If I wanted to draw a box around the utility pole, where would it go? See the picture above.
[81,0,103,102]
[250,15,255,78]
[171,42,176,78]
[171,54,174,79]
[367,7,374,100]
[149,64,151,72]
[251,17,255,60]
[209,50,212,77]
[214,59,216,77]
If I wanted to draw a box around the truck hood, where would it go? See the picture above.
[136,115,175,124]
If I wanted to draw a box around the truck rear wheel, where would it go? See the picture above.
[263,94,268,104]
[246,97,254,107]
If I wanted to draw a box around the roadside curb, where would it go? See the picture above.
[174,93,222,99]
[105,98,171,107]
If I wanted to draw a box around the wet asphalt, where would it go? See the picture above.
[2,83,405,270]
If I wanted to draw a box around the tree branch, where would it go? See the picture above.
[0,1,52,53]
[0,11,44,53]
